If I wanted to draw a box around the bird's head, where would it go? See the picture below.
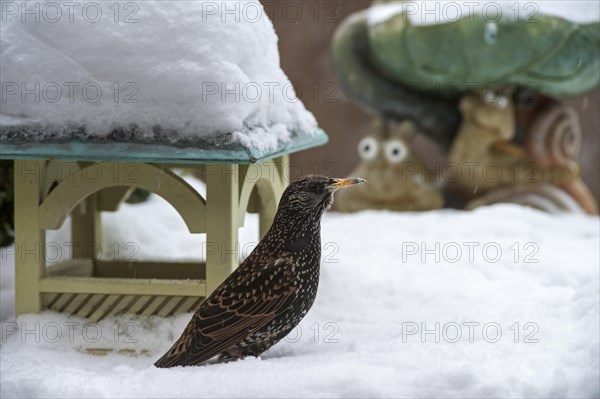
[279,175,365,218]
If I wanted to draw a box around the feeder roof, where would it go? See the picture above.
[0,0,324,156]
[0,125,328,164]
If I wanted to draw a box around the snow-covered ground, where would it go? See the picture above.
[0,175,599,398]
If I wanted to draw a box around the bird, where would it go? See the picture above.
[154,175,364,368]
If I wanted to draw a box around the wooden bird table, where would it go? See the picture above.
[1,129,327,321]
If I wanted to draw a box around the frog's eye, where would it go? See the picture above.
[358,137,379,161]
[384,140,408,163]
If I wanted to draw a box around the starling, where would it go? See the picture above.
[154,175,364,367]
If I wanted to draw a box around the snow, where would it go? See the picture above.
[0,0,317,151]
[1,173,598,397]
[368,1,600,26]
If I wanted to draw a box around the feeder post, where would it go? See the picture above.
[14,160,46,314]
[71,193,101,261]
[206,164,240,295]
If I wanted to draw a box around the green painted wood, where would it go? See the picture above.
[71,194,101,261]
[14,160,46,314]
[86,294,122,322]
[97,187,133,211]
[12,155,288,318]
[157,296,187,317]
[38,162,207,233]
[94,260,205,280]
[44,293,75,312]
[39,276,206,297]
[106,295,137,317]
[206,164,240,295]
[238,157,287,239]
[0,128,329,164]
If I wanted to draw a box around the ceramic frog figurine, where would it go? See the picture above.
[336,118,443,212]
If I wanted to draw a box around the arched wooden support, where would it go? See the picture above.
[42,160,82,196]
[238,159,287,238]
[39,162,207,233]
[97,187,134,212]
[204,158,288,294]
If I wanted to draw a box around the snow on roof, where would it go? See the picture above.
[369,1,600,26]
[0,0,317,151]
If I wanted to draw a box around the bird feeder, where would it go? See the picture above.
[1,1,327,320]
[0,130,327,321]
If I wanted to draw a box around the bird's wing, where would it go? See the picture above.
[154,257,297,367]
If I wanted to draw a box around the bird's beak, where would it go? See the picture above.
[327,178,365,191]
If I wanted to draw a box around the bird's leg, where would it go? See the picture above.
[217,338,278,363]
[216,347,246,363]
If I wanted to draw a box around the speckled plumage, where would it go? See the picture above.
[154,176,363,368]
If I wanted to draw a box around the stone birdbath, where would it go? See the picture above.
[332,0,600,214]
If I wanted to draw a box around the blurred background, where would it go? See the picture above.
[263,0,599,202]
[1,0,598,246]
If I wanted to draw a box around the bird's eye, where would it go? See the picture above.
[384,140,408,164]
[358,137,378,161]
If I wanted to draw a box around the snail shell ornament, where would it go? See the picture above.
[523,101,598,214]
[335,119,443,212]
[459,97,597,214]
[448,90,586,195]
[526,101,581,167]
